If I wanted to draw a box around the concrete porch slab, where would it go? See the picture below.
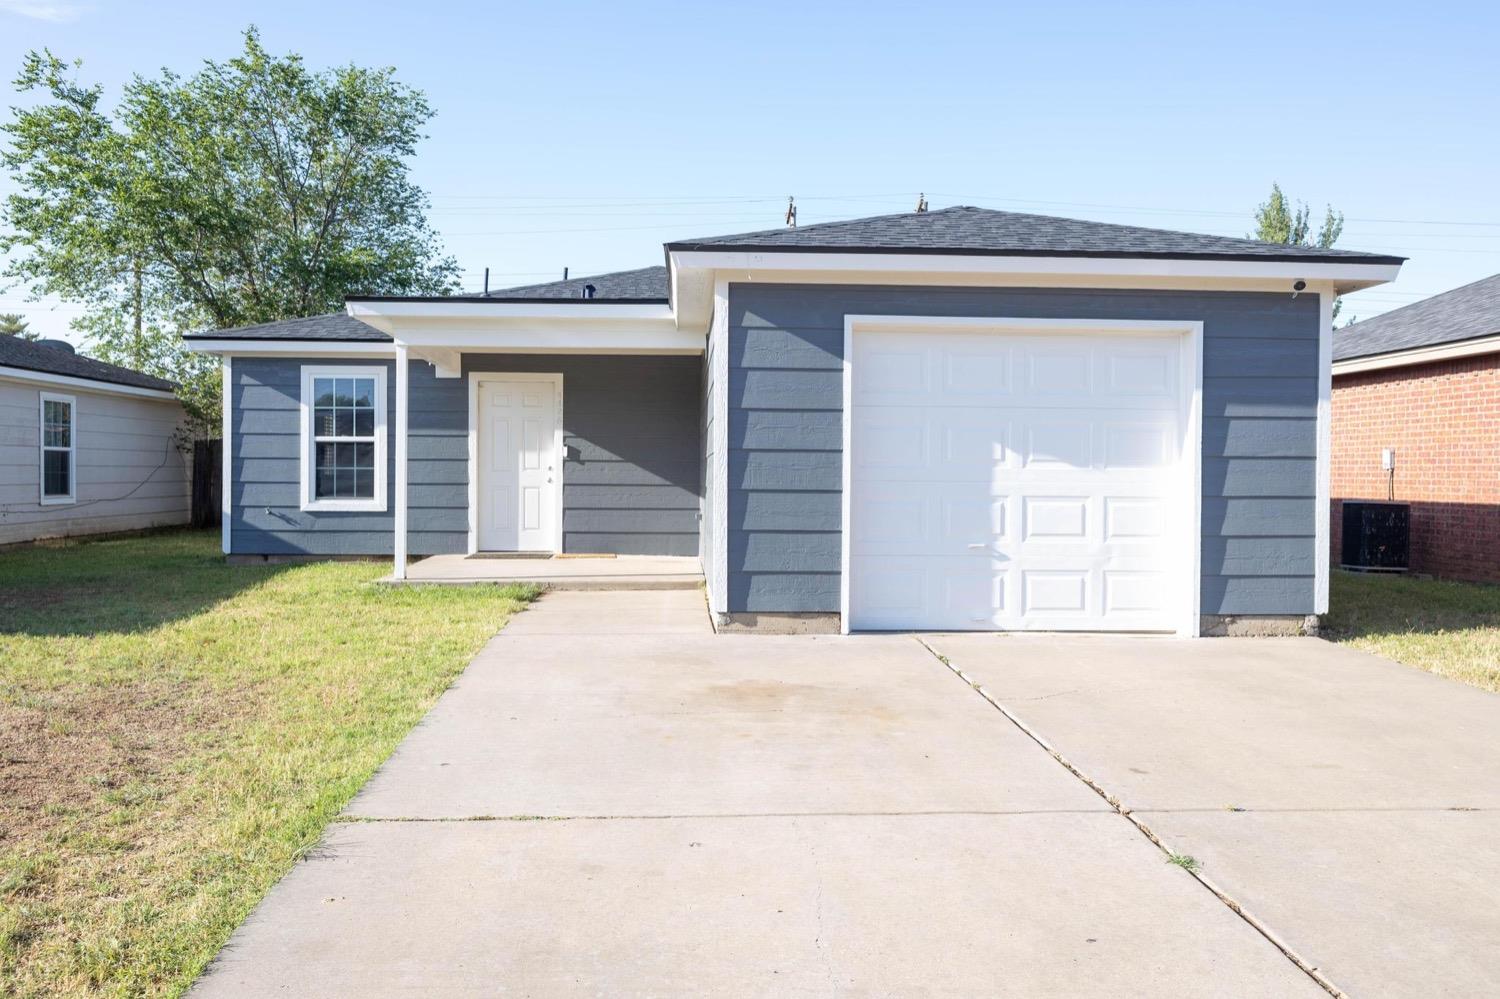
[384,553,703,589]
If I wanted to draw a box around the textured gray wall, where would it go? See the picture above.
[724,283,1321,616]
[0,377,189,545]
[229,354,701,556]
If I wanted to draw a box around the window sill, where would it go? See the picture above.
[301,499,388,514]
[39,495,76,506]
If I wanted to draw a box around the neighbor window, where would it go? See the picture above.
[39,392,75,504]
[300,366,386,512]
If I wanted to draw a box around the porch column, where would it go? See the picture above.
[393,342,409,580]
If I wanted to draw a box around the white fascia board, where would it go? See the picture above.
[388,324,703,354]
[1332,333,1500,375]
[346,300,674,322]
[184,339,396,357]
[0,364,179,402]
[669,250,1402,294]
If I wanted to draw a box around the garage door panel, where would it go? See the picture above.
[1021,496,1091,542]
[849,328,1188,633]
[1103,497,1168,543]
[850,554,1010,630]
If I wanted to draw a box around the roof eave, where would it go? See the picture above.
[1333,331,1500,375]
[0,362,178,398]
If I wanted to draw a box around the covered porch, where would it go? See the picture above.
[344,294,706,581]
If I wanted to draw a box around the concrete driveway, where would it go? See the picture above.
[193,592,1500,997]
[925,633,1500,998]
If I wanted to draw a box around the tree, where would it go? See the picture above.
[1253,183,1344,248]
[0,29,459,436]
[0,313,36,338]
[1253,183,1348,320]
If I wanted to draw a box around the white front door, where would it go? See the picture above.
[478,378,560,552]
[847,327,1192,632]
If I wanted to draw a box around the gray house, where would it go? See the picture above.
[1,335,189,545]
[185,207,1403,635]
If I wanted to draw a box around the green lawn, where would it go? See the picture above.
[0,530,536,998]
[1325,570,1500,692]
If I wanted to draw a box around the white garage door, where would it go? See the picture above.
[847,326,1192,633]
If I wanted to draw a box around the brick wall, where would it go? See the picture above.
[1332,353,1500,582]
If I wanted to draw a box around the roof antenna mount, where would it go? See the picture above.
[785,196,797,228]
[563,266,569,281]
[915,192,928,213]
[483,267,489,296]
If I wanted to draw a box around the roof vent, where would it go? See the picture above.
[37,338,75,354]
[581,283,597,300]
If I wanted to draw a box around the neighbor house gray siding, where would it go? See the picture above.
[724,284,1321,617]
[0,375,189,545]
[228,354,701,557]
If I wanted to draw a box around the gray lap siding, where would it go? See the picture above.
[725,284,1321,617]
[229,354,701,557]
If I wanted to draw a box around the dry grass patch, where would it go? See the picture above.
[1325,570,1500,692]
[0,530,536,997]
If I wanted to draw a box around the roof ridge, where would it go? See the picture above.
[663,204,1402,263]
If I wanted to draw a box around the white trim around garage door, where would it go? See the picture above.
[466,371,565,555]
[840,315,1204,637]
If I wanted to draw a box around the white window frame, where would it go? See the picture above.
[299,365,388,513]
[38,391,76,505]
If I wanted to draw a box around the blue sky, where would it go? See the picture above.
[1,0,1497,342]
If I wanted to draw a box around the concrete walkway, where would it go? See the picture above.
[193,592,1320,997]
[925,633,1500,998]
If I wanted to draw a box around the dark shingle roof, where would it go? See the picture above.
[0,336,175,391]
[181,313,392,342]
[484,265,667,300]
[667,205,1404,264]
[1335,274,1500,362]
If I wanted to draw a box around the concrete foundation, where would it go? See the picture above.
[713,611,841,634]
[1200,614,1320,637]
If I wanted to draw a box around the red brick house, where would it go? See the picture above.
[1332,274,1500,582]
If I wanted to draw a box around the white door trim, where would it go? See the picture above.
[840,315,1204,637]
[467,371,564,554]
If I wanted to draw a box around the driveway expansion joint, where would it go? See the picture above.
[914,636,1351,999]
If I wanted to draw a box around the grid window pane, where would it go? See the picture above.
[312,431,376,499]
[43,449,70,497]
[308,372,378,502]
[43,400,71,447]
